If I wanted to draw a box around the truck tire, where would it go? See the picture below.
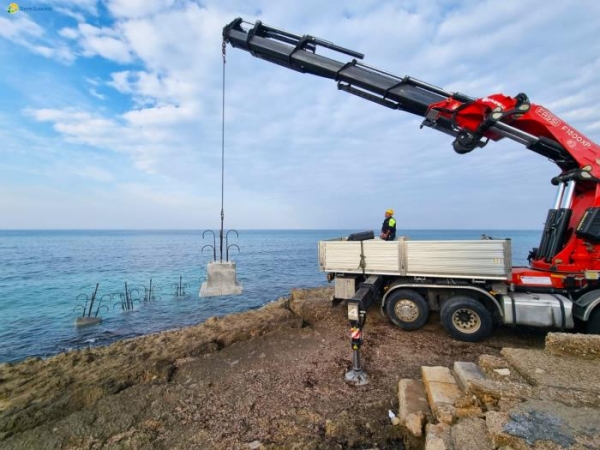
[586,308,600,334]
[385,289,429,330]
[441,296,492,342]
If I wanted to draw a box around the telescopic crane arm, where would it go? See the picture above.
[223,18,600,175]
[224,18,600,275]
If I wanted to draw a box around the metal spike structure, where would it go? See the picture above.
[200,40,243,298]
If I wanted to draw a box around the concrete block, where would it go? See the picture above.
[404,412,425,437]
[398,379,430,422]
[422,366,462,424]
[200,261,243,297]
[451,417,493,450]
[425,422,450,450]
[75,317,102,327]
[422,366,456,384]
[453,361,484,390]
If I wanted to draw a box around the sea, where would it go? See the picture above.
[0,229,540,364]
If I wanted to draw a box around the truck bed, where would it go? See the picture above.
[318,236,512,280]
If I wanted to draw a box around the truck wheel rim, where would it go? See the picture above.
[452,309,481,334]
[395,300,419,322]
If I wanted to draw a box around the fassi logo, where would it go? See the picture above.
[535,107,561,127]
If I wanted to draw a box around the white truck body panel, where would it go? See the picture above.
[319,236,512,280]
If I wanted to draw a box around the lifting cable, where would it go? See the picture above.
[218,40,226,262]
[198,40,243,298]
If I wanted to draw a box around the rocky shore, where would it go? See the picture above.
[1,287,597,449]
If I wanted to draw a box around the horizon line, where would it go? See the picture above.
[0,228,542,231]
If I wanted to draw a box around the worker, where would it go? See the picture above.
[380,209,396,241]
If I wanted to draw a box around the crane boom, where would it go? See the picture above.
[223,18,586,170]
[223,17,600,278]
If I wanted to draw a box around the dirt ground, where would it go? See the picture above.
[0,287,547,449]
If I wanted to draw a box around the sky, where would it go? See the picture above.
[1,0,600,230]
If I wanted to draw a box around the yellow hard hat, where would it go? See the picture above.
[386,209,394,215]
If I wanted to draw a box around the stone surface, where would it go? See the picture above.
[422,367,462,404]
[435,404,456,425]
[502,348,600,393]
[422,366,462,424]
[422,366,457,384]
[455,406,483,418]
[468,379,533,406]
[398,379,431,423]
[404,411,424,437]
[453,361,484,390]
[454,394,478,408]
[531,384,600,408]
[545,332,600,360]
[451,417,493,450]
[425,422,450,450]
[486,411,523,449]
[487,399,600,450]
[493,368,511,377]
[478,354,528,383]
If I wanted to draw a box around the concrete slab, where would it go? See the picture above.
[398,379,430,422]
[422,367,462,405]
[487,399,600,450]
[468,379,533,404]
[453,361,484,390]
[451,417,493,450]
[425,422,450,450]
[545,332,600,360]
[422,366,456,384]
[501,348,600,393]
[422,366,462,424]
[200,261,243,297]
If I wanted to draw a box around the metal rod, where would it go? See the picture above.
[352,348,361,370]
[553,183,566,209]
[125,281,130,310]
[562,181,576,208]
[491,121,538,146]
[87,283,99,317]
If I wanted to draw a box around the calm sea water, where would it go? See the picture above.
[0,229,540,363]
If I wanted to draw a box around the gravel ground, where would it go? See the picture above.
[0,287,547,449]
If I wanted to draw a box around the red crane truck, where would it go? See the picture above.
[222,18,600,345]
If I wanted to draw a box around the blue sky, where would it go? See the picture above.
[2,0,600,230]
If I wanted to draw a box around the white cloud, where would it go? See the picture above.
[89,88,105,100]
[45,0,98,15]
[6,0,600,229]
[0,14,75,63]
[106,0,176,19]
[73,23,133,63]
[58,27,79,39]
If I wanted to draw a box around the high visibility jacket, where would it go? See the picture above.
[382,217,396,241]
